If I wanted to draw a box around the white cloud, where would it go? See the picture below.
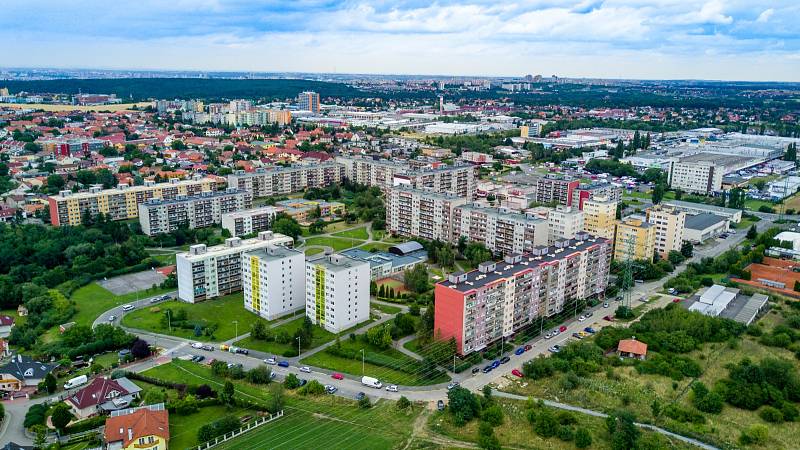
[756,8,774,22]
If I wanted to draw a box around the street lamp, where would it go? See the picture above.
[296,336,301,357]
[233,320,239,338]
[360,349,365,376]
[166,309,172,332]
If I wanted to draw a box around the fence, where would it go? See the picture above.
[189,410,284,450]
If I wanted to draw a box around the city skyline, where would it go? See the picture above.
[3,0,800,82]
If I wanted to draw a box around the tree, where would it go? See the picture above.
[680,240,694,258]
[247,365,273,384]
[131,338,151,359]
[358,395,372,408]
[220,381,235,405]
[477,422,501,450]
[651,183,666,204]
[267,383,285,413]
[284,373,301,389]
[251,320,270,340]
[447,386,481,425]
[397,396,411,409]
[785,142,797,163]
[271,215,302,241]
[50,403,75,431]
[747,225,758,240]
[575,428,592,448]
[41,372,57,394]
[606,411,640,450]
[32,425,48,450]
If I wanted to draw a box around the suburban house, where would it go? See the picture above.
[0,339,9,358]
[616,338,648,360]
[66,376,143,419]
[104,403,169,450]
[0,315,15,337]
[0,354,57,392]
[16,305,28,317]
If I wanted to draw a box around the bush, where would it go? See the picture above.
[481,404,504,427]
[759,405,784,423]
[24,404,47,428]
[197,415,241,443]
[575,428,592,448]
[691,382,724,414]
[397,396,411,410]
[358,396,372,409]
[246,366,272,384]
[284,373,300,389]
[523,356,554,379]
[739,424,769,445]
[299,379,325,396]
[662,404,706,424]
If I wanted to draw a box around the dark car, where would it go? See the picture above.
[584,327,596,334]
[298,379,308,387]
[500,356,511,364]
[437,400,445,411]
[471,367,480,375]
[514,347,525,355]
[278,361,289,367]
[482,365,493,373]
[491,360,501,369]
[355,392,366,401]
[235,348,249,355]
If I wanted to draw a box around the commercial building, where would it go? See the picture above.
[767,176,800,200]
[48,177,216,226]
[175,232,294,303]
[386,186,469,242]
[221,206,283,237]
[582,195,617,239]
[646,205,686,258]
[341,244,427,280]
[138,188,251,235]
[305,254,370,333]
[683,213,728,243]
[460,152,494,165]
[297,91,320,113]
[434,234,612,355]
[452,205,548,256]
[547,205,584,244]
[667,159,724,194]
[614,217,656,262]
[227,163,344,198]
[685,284,769,326]
[242,246,305,320]
[662,200,742,224]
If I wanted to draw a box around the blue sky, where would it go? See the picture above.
[3,0,799,81]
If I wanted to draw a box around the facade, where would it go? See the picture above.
[221,206,283,237]
[66,377,142,419]
[646,205,686,258]
[242,246,305,320]
[683,213,728,243]
[48,177,216,226]
[434,234,612,355]
[662,200,742,224]
[305,254,370,333]
[227,163,344,198]
[175,232,294,303]
[572,183,622,210]
[0,355,57,393]
[297,91,320,113]
[104,404,169,450]
[138,188,251,235]
[452,205,548,256]
[547,205,585,244]
[614,217,656,262]
[582,195,617,240]
[386,186,469,242]
[667,160,723,194]
[534,176,580,207]
[336,156,407,191]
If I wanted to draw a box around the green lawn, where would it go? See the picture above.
[120,293,264,342]
[371,303,402,314]
[372,229,386,241]
[300,338,450,386]
[744,198,778,211]
[304,236,364,251]
[333,226,369,240]
[235,316,337,355]
[358,242,392,252]
[149,254,175,265]
[71,283,173,327]
[304,247,325,256]
[171,405,251,450]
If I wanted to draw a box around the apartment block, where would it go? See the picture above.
[242,246,305,320]
[335,156,407,191]
[305,254,370,333]
[221,206,283,237]
[175,232,293,303]
[572,183,622,210]
[452,205,548,256]
[646,205,686,258]
[614,217,656,262]
[297,91,320,114]
[534,176,580,206]
[48,177,216,226]
[434,234,612,355]
[227,163,344,198]
[547,205,585,244]
[582,195,617,240]
[667,160,723,194]
[138,188,251,235]
[386,186,468,242]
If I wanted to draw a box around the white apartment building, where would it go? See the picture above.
[582,195,617,240]
[667,160,723,194]
[221,206,283,237]
[452,205,548,256]
[242,246,305,320]
[227,163,344,198]
[646,205,686,258]
[335,156,407,191]
[138,188,251,235]
[547,205,585,244]
[386,186,468,242]
[305,254,370,333]
[176,232,294,303]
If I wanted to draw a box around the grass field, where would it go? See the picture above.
[371,303,402,314]
[784,191,800,211]
[333,226,369,240]
[744,198,778,211]
[304,247,325,256]
[303,236,364,251]
[120,293,263,342]
[71,282,172,327]
[358,242,392,252]
[0,102,152,111]
[376,278,408,293]
[301,338,450,386]
[235,316,336,355]
[171,404,251,450]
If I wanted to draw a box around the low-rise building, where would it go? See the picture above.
[305,254,370,333]
[221,206,283,237]
[138,188,251,235]
[683,213,728,243]
[0,355,57,393]
[66,376,142,419]
[662,200,742,224]
[616,338,647,360]
[104,403,169,450]
[340,244,427,280]
[0,315,14,337]
[614,217,656,262]
[274,199,345,223]
[242,246,306,321]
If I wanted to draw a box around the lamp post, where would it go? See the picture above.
[233,320,239,339]
[360,349,365,376]
[166,309,172,332]
[296,336,301,357]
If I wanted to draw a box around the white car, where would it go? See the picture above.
[603,302,609,308]
[299,366,311,373]
[122,304,135,312]
[578,315,586,322]
[544,332,552,339]
[386,385,399,392]
[108,315,116,322]
[265,357,277,365]
[191,342,203,349]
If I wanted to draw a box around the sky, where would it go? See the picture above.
[3,0,800,81]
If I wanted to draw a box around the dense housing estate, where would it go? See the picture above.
[305,254,370,333]
[138,188,251,235]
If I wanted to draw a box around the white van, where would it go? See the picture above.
[122,304,135,312]
[64,374,88,390]
[361,376,382,389]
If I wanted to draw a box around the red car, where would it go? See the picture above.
[603,315,615,321]
[511,369,524,378]
[559,325,567,332]
[331,373,344,380]
[672,298,681,303]
[524,344,532,351]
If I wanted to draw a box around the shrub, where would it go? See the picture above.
[759,406,784,423]
[299,379,325,396]
[575,428,592,448]
[197,415,241,443]
[739,424,769,445]
[284,373,300,389]
[397,396,411,410]
[481,404,504,427]
[358,396,372,409]
[662,404,706,424]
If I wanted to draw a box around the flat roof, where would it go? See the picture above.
[663,200,740,216]
[141,189,245,206]
[309,254,368,272]
[177,234,292,261]
[222,205,283,219]
[246,245,302,262]
[685,213,726,231]
[439,236,609,293]
[49,177,216,200]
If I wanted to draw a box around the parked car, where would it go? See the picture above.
[278,361,289,367]
[548,345,561,353]
[297,379,308,387]
[578,315,586,322]
[603,315,615,321]
[544,332,553,339]
[386,385,398,392]
[235,348,249,355]
[524,344,532,351]
[331,373,344,380]
[471,367,481,375]
[499,356,510,364]
[585,311,593,317]
[572,332,583,339]
[325,385,338,394]
[108,315,116,322]
[511,369,524,378]
[195,355,205,363]
[149,297,162,303]
[437,400,445,411]
[584,327,596,334]
[355,392,366,401]
[490,360,501,369]
[673,298,682,303]
[201,345,214,351]
[482,365,493,373]
[559,325,567,332]
[514,347,525,355]
[299,366,311,373]
[191,342,203,349]
[447,381,460,390]
[265,357,277,365]
[603,302,609,308]
[668,288,677,295]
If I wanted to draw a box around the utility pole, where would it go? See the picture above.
[360,349,365,376]
[167,309,172,332]
[453,354,456,373]
[233,320,238,339]
[296,336,301,357]
[621,233,636,309]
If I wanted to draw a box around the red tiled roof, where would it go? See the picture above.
[617,339,647,355]
[0,315,14,326]
[67,377,132,410]
[104,407,169,447]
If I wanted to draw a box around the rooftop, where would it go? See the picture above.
[178,232,293,261]
[308,253,368,272]
[246,245,303,262]
[221,205,283,220]
[684,213,726,230]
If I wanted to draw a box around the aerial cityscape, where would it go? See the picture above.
[1,1,800,450]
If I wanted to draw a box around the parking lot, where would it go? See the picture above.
[98,269,167,295]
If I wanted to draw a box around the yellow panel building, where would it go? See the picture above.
[614,217,656,262]
[582,195,617,239]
